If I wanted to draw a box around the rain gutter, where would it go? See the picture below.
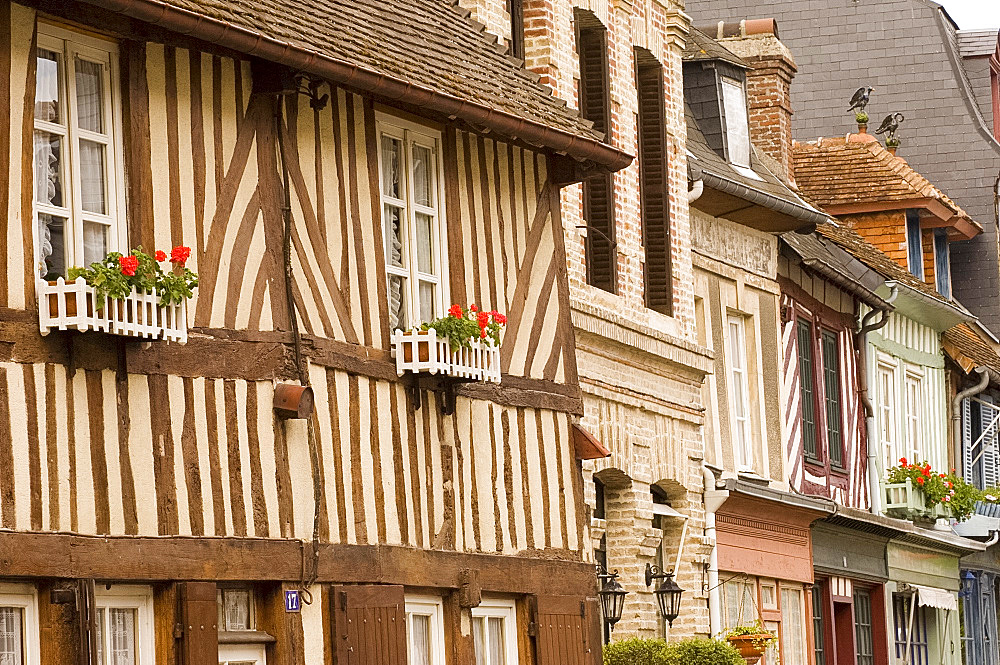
[699,167,829,227]
[79,0,634,173]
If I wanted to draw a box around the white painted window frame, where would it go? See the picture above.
[0,583,40,665]
[721,76,751,169]
[877,358,898,474]
[404,595,446,665]
[94,585,154,665]
[219,643,266,665]
[471,598,519,665]
[778,585,808,665]
[904,367,924,464]
[376,113,449,331]
[726,314,754,471]
[33,23,126,277]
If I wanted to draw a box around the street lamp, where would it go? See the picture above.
[597,565,628,631]
[645,563,684,627]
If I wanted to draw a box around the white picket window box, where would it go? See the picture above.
[391,328,501,384]
[884,478,950,522]
[37,277,188,343]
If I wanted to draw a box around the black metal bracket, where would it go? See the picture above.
[645,563,674,587]
[405,374,477,416]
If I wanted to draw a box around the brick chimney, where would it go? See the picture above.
[713,19,798,184]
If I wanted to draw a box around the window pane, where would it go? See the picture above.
[79,139,107,214]
[35,48,62,124]
[822,331,843,466]
[108,608,136,665]
[906,211,923,279]
[933,229,951,297]
[385,205,405,268]
[763,620,780,665]
[412,144,433,207]
[388,274,407,331]
[381,136,401,198]
[223,590,251,631]
[780,588,805,665]
[75,59,105,134]
[0,607,23,665]
[96,608,104,665]
[34,131,64,208]
[488,617,505,665]
[416,213,434,274]
[38,213,67,278]
[83,221,108,267]
[797,321,817,459]
[853,590,874,665]
[721,77,750,168]
[812,585,825,665]
[409,614,431,665]
[473,617,486,665]
[418,281,435,325]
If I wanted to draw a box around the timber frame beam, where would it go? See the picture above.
[0,532,598,595]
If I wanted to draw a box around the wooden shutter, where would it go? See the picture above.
[508,0,525,60]
[964,397,975,481]
[179,582,218,665]
[635,51,671,313]
[822,330,843,466]
[982,397,998,489]
[797,320,818,460]
[331,585,407,665]
[576,11,616,293]
[532,595,600,665]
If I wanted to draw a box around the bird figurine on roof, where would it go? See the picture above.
[847,86,874,113]
[874,112,905,148]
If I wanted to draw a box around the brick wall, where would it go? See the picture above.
[842,211,908,270]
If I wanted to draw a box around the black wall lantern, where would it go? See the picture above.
[597,565,627,631]
[645,563,684,627]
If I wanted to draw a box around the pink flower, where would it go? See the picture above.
[944,495,951,502]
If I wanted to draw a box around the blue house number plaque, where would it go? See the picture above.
[285,590,301,613]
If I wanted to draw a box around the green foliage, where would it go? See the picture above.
[67,246,198,308]
[603,637,743,665]
[885,137,900,148]
[855,111,869,124]
[419,304,506,349]
[887,459,996,522]
[724,621,777,650]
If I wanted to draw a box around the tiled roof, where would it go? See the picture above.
[793,136,981,231]
[683,27,747,67]
[814,223,953,306]
[120,0,604,146]
[943,322,1000,375]
[957,29,1000,58]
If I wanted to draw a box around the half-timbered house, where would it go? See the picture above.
[0,0,632,663]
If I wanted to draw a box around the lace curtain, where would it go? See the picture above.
[0,607,22,665]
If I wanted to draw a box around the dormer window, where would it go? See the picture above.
[905,210,923,279]
[721,77,751,168]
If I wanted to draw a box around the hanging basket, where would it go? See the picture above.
[726,633,773,664]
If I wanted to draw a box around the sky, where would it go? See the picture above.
[937,0,1000,30]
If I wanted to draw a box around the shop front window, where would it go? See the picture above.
[893,593,929,665]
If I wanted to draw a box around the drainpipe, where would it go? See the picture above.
[689,164,705,204]
[860,288,897,514]
[702,464,728,636]
[953,366,989,479]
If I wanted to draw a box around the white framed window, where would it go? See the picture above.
[33,23,125,280]
[472,598,518,665]
[405,595,445,665]
[217,587,254,632]
[0,583,40,665]
[779,587,807,665]
[94,585,154,665]
[877,361,897,473]
[219,644,266,665]
[377,115,448,331]
[726,315,753,470]
[904,370,923,463]
[721,77,751,168]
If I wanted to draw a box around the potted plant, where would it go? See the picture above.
[885,136,900,155]
[402,303,505,363]
[724,623,776,664]
[855,111,869,133]
[884,458,992,523]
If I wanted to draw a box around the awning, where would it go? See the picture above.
[912,585,958,611]
[572,424,611,460]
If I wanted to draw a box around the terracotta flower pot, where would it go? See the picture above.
[727,634,772,664]
[858,123,868,133]
[402,330,431,363]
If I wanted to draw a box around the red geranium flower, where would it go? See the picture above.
[170,245,191,265]
[448,304,463,319]
[480,328,487,338]
[917,477,925,485]
[470,304,478,312]
[923,468,931,477]
[154,250,167,262]
[899,457,907,466]
[491,311,507,325]
[477,311,489,328]
[119,254,138,277]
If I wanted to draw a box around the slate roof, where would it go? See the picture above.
[780,231,890,309]
[683,27,747,67]
[106,0,612,158]
[957,29,1000,58]
[793,136,981,230]
[685,104,826,223]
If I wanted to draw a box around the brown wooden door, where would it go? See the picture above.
[331,585,407,665]
[532,595,600,665]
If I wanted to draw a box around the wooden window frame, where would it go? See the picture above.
[471,598,519,665]
[905,211,924,280]
[820,329,844,470]
[903,369,924,466]
[376,113,449,331]
[404,595,446,665]
[33,22,127,280]
[217,586,256,632]
[726,314,754,471]
[635,47,672,315]
[507,0,525,61]
[722,575,810,665]
[0,583,40,665]
[720,76,751,169]
[796,318,821,464]
[94,584,154,665]
[877,358,899,476]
